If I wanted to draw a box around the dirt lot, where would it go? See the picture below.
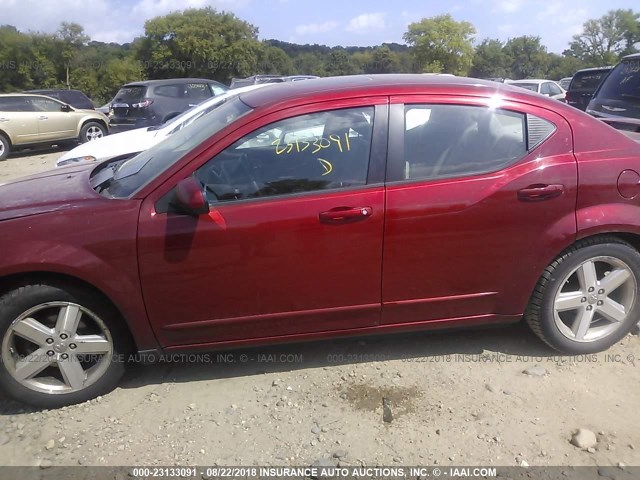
[0,151,639,470]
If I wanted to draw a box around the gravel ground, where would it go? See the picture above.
[0,150,639,469]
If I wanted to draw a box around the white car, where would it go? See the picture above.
[56,84,269,167]
[505,79,566,101]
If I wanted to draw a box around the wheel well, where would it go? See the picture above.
[577,232,640,252]
[0,271,136,350]
[0,129,12,146]
[80,119,108,132]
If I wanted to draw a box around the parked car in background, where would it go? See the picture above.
[559,77,572,90]
[108,78,228,133]
[56,84,269,167]
[230,75,319,89]
[25,89,95,110]
[2,75,640,407]
[0,93,108,160]
[506,79,566,101]
[587,54,640,132]
[565,67,613,111]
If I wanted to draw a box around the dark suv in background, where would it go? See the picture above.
[109,78,228,132]
[565,66,612,111]
[25,89,95,110]
[587,54,640,132]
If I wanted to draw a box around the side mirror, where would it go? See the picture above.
[172,177,209,215]
[61,104,72,112]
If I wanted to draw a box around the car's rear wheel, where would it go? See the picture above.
[0,283,128,408]
[526,237,640,353]
[79,122,106,143]
[0,134,10,161]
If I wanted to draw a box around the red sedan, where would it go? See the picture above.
[1,75,640,408]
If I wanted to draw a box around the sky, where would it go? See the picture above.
[0,0,636,53]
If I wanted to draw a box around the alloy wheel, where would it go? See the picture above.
[553,256,637,342]
[1,302,114,394]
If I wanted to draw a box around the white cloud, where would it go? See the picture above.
[346,13,386,34]
[295,21,339,35]
[493,0,524,13]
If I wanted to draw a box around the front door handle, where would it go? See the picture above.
[0,117,8,122]
[518,184,564,201]
[319,206,372,224]
[38,115,48,120]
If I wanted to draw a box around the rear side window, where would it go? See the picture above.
[194,107,375,202]
[0,97,35,112]
[153,84,184,98]
[403,104,527,181]
[570,70,610,91]
[597,59,640,100]
[114,86,147,103]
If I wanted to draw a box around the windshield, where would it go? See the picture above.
[103,96,252,198]
[597,59,640,101]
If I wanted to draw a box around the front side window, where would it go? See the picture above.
[31,97,63,112]
[403,104,527,181]
[186,83,212,101]
[194,107,374,203]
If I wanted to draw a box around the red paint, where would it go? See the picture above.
[1,75,640,355]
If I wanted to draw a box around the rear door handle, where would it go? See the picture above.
[518,184,564,201]
[319,206,372,224]
[0,117,8,122]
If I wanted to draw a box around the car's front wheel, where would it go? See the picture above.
[526,237,640,353]
[0,133,10,161]
[79,122,106,143]
[0,283,128,408]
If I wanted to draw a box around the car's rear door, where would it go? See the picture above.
[0,96,39,145]
[137,99,388,347]
[381,95,577,327]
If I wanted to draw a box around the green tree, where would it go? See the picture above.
[545,53,583,80]
[503,36,549,79]
[403,14,476,75]
[137,7,262,82]
[470,39,510,79]
[257,45,295,75]
[567,9,640,64]
[56,22,89,89]
[324,49,357,76]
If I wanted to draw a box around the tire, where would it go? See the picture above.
[525,236,640,354]
[0,133,10,161]
[0,283,129,408]
[79,122,106,144]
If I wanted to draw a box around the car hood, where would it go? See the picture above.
[0,165,100,221]
[56,127,162,164]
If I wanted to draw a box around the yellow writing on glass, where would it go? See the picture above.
[317,158,333,176]
[272,132,352,156]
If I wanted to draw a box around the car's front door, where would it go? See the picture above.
[381,97,577,326]
[137,102,388,347]
[30,97,77,141]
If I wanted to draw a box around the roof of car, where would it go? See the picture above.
[507,79,554,84]
[573,66,613,73]
[239,74,551,110]
[26,89,86,94]
[122,78,222,87]
[0,93,64,100]
[622,53,640,60]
